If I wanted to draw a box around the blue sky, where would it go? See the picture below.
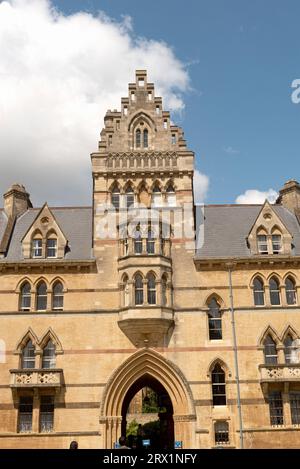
[52,0,300,204]
[0,0,299,205]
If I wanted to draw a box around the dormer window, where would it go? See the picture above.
[272,234,282,254]
[257,235,268,255]
[32,238,42,258]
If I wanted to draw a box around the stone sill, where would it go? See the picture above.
[242,426,300,433]
[0,431,101,438]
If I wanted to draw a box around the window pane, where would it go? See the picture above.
[147,231,155,254]
[290,392,300,425]
[52,282,63,310]
[42,340,56,369]
[272,235,282,254]
[18,396,33,433]
[20,283,31,310]
[269,278,281,305]
[269,391,283,426]
[136,129,141,148]
[286,278,297,305]
[284,335,294,364]
[40,396,54,433]
[253,278,265,306]
[147,275,156,305]
[215,421,229,445]
[264,335,278,364]
[46,239,57,258]
[143,129,148,148]
[212,365,226,406]
[257,235,268,254]
[135,275,143,305]
[37,282,47,310]
[22,340,35,369]
[32,238,42,257]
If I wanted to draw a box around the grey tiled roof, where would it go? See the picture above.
[0,210,8,242]
[3,207,93,261]
[196,204,300,259]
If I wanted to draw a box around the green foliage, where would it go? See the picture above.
[126,419,139,437]
[142,388,160,413]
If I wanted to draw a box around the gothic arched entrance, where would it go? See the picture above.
[100,348,196,449]
[121,374,174,449]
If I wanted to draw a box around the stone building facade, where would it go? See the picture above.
[1,71,300,448]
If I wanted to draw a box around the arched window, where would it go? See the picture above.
[125,186,134,209]
[146,229,155,254]
[32,236,42,258]
[36,282,47,311]
[264,335,278,364]
[52,282,64,311]
[22,340,35,369]
[208,298,222,340]
[136,129,141,148]
[20,282,31,311]
[253,277,265,306]
[134,227,142,254]
[161,274,168,306]
[46,235,57,258]
[269,277,281,305]
[143,129,148,148]
[285,277,297,305]
[147,273,156,305]
[284,335,294,364]
[134,274,144,305]
[42,340,56,369]
[152,184,162,207]
[166,184,176,207]
[111,185,120,209]
[211,364,226,406]
[123,275,130,307]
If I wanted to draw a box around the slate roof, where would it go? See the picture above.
[196,204,300,259]
[1,207,93,262]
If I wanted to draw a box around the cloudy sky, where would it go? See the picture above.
[0,0,299,206]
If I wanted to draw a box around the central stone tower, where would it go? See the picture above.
[91,70,195,347]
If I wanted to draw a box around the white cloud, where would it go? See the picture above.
[0,0,190,206]
[193,170,209,204]
[235,188,278,204]
[223,146,239,155]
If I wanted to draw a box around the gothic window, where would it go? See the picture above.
[36,281,47,311]
[269,277,281,305]
[134,227,143,254]
[143,129,148,148]
[134,274,144,305]
[208,298,222,340]
[39,396,54,433]
[146,229,155,254]
[147,273,156,305]
[123,274,130,307]
[268,391,284,426]
[284,335,294,364]
[125,186,134,209]
[171,134,176,145]
[211,364,226,406]
[166,183,176,206]
[264,335,278,364]
[285,277,297,305]
[18,396,33,433]
[52,282,64,311]
[22,340,35,369]
[253,277,265,306]
[152,184,162,207]
[42,340,56,369]
[162,274,168,306]
[136,129,141,148]
[20,282,31,311]
[32,238,42,258]
[111,185,120,209]
[214,421,229,445]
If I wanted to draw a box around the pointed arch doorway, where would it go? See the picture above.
[100,349,196,449]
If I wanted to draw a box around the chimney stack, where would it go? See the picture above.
[3,184,32,218]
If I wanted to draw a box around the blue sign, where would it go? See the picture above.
[142,439,151,447]
[174,441,183,449]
